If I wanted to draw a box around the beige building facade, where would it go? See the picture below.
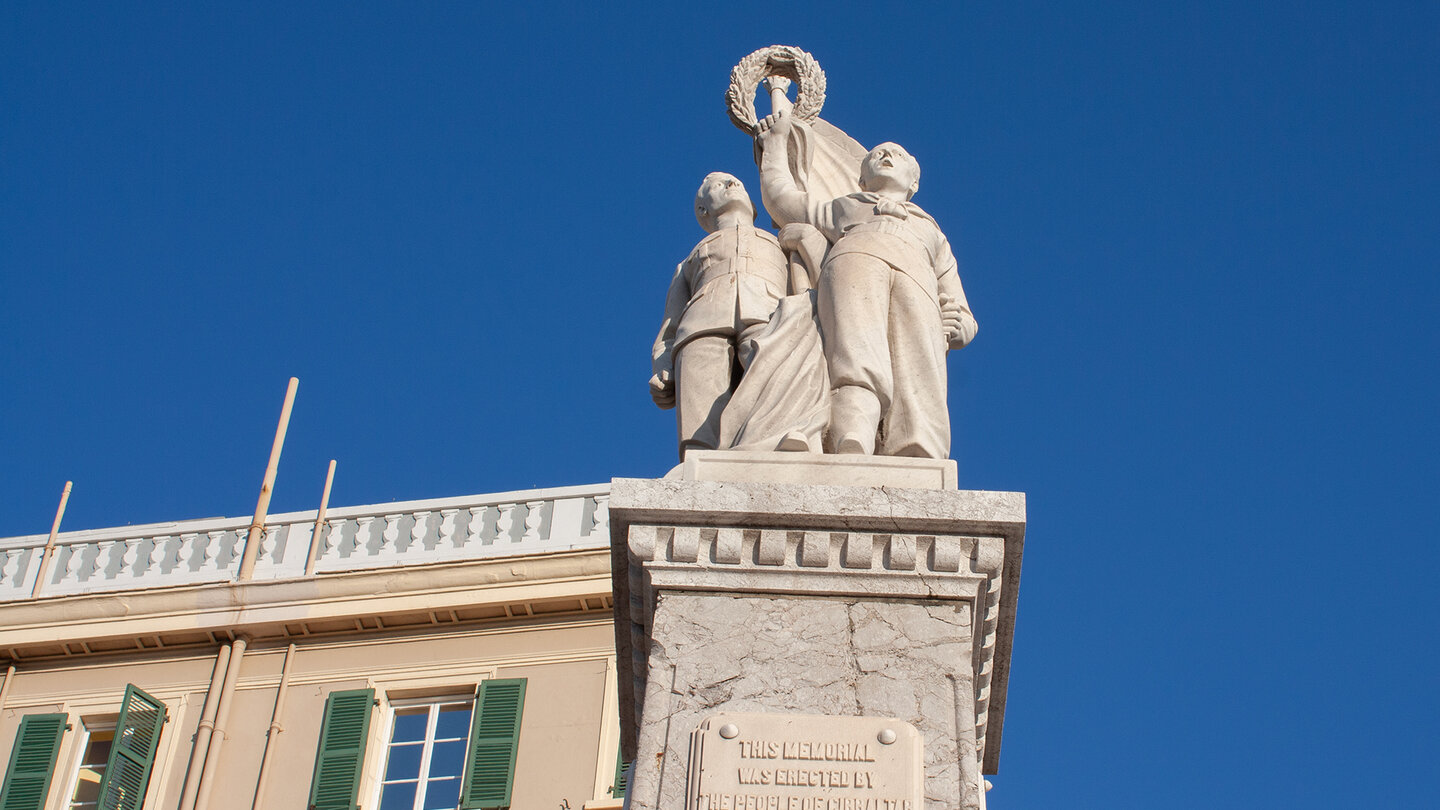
[0,484,624,810]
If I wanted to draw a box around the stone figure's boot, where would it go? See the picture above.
[777,431,810,452]
[826,385,882,454]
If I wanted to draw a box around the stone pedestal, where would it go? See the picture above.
[610,454,1025,810]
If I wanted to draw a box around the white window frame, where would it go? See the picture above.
[370,694,476,810]
[48,689,186,810]
[58,717,116,810]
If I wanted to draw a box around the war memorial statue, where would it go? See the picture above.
[617,46,1024,810]
[651,48,977,460]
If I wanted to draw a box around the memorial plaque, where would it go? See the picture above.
[686,712,923,810]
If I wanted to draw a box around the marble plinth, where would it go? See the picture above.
[610,456,1024,810]
[669,450,958,490]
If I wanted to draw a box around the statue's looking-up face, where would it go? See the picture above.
[695,172,756,231]
[860,143,920,199]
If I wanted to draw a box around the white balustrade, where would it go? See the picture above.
[0,483,612,601]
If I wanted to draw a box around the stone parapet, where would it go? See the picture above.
[0,484,610,600]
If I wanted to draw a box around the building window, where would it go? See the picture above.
[65,724,114,810]
[377,698,474,810]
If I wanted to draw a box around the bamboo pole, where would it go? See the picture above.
[30,481,72,598]
[304,460,336,576]
[237,378,298,581]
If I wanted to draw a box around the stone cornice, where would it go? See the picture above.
[0,548,614,661]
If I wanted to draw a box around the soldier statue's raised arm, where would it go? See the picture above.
[756,108,977,459]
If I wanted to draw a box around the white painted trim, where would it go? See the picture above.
[56,717,113,810]
[366,692,480,810]
[590,655,621,802]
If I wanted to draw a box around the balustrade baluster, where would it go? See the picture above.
[98,540,125,581]
[329,520,354,559]
[521,501,545,543]
[149,536,170,574]
[495,504,517,543]
[119,539,141,579]
[155,536,182,574]
[315,521,334,562]
[380,514,402,556]
[591,496,610,537]
[410,511,432,552]
[57,544,81,584]
[0,550,19,588]
[465,507,489,547]
[72,542,98,582]
[186,533,213,573]
[23,548,40,590]
[224,530,247,572]
[132,537,159,577]
[75,541,100,582]
[439,509,459,549]
[76,542,99,582]
[353,517,376,558]
[259,526,280,567]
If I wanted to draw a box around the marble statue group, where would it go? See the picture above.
[651,46,977,460]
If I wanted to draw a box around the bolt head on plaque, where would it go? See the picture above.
[877,728,896,745]
[719,723,739,739]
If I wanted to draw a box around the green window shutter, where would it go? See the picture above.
[96,685,168,810]
[610,750,630,798]
[459,678,526,810]
[0,713,68,810]
[307,688,374,810]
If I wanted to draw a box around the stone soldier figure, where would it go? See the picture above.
[649,173,789,457]
[757,111,977,458]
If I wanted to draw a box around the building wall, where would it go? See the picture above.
[0,617,620,810]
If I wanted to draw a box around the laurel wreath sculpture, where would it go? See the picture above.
[726,45,827,136]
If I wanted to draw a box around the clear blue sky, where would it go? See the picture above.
[2,2,1436,807]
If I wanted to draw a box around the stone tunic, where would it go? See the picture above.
[810,192,960,312]
[665,225,788,351]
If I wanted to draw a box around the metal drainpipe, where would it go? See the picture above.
[193,636,248,810]
[0,665,16,715]
[249,642,297,810]
[177,643,232,810]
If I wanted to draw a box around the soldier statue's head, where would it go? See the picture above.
[859,143,921,200]
[695,172,758,232]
